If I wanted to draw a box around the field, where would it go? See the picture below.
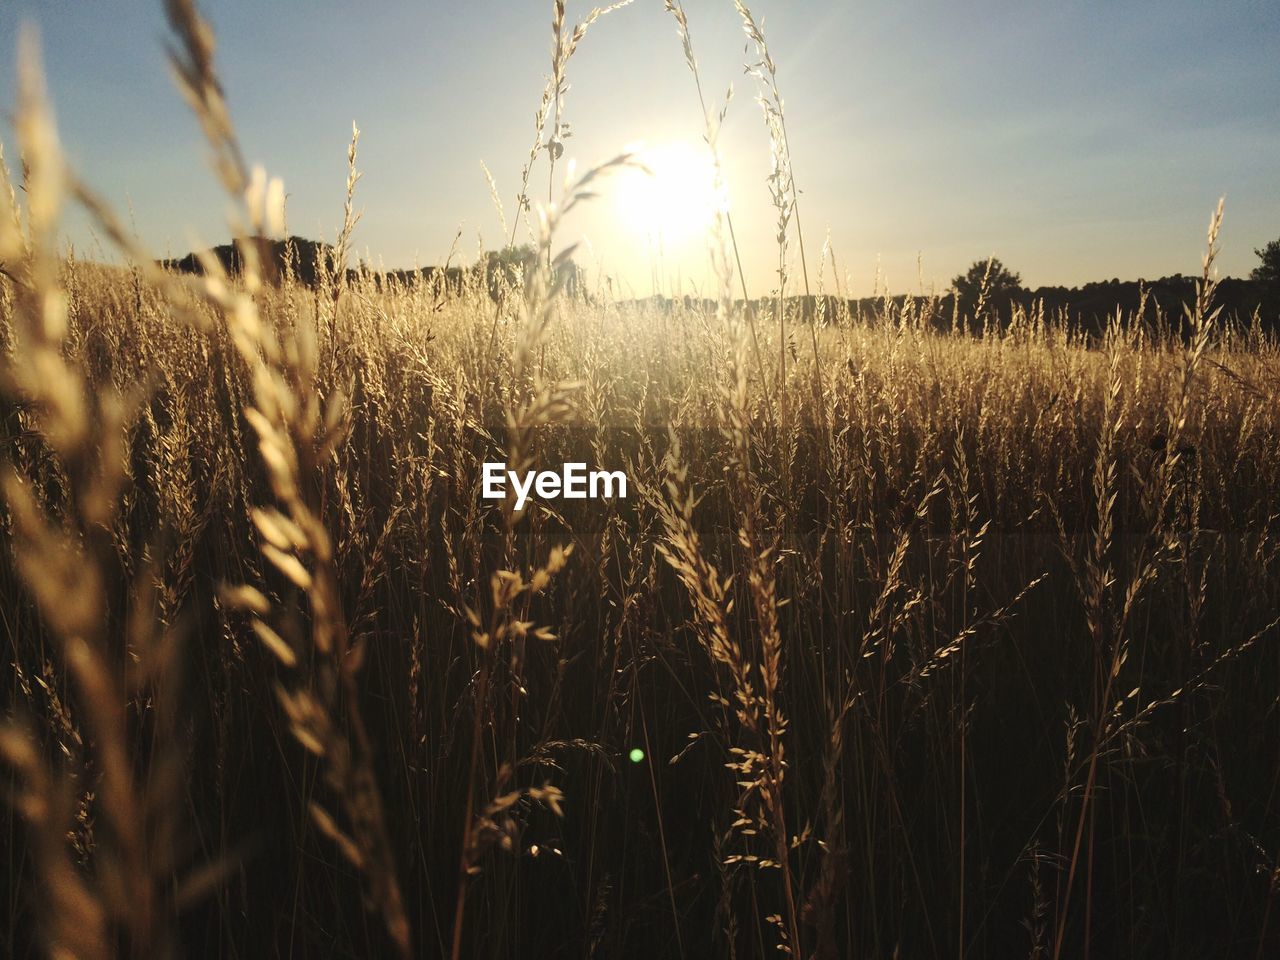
[3,2,1279,959]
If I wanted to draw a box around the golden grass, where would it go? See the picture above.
[2,2,1279,958]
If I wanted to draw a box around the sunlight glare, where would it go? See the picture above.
[615,140,724,248]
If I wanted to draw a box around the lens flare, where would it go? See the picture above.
[615,140,724,246]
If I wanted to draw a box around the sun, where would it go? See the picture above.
[614,140,724,247]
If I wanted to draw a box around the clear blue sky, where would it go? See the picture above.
[2,0,1277,297]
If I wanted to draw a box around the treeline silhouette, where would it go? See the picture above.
[833,275,1279,335]
[159,235,466,291]
[640,276,1280,338]
[158,237,568,299]
[160,237,1278,334]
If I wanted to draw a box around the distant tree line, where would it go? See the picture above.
[926,248,1280,334]
[159,238,581,302]
[160,235,1280,332]
[1253,237,1280,286]
[838,277,1278,336]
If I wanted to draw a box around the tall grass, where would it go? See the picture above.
[2,2,1278,958]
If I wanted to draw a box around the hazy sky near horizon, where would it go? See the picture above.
[1,0,1277,298]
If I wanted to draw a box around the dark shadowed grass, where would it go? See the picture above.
[1,2,1279,959]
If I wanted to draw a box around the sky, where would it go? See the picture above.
[1,0,1277,298]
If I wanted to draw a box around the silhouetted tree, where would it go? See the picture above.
[952,257,1023,319]
[481,244,584,301]
[159,235,339,287]
[1252,238,1280,286]
[481,244,536,299]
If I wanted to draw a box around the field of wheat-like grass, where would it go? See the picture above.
[2,2,1279,958]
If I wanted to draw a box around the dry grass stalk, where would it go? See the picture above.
[0,30,195,959]
[2,5,1278,959]
[160,2,413,954]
